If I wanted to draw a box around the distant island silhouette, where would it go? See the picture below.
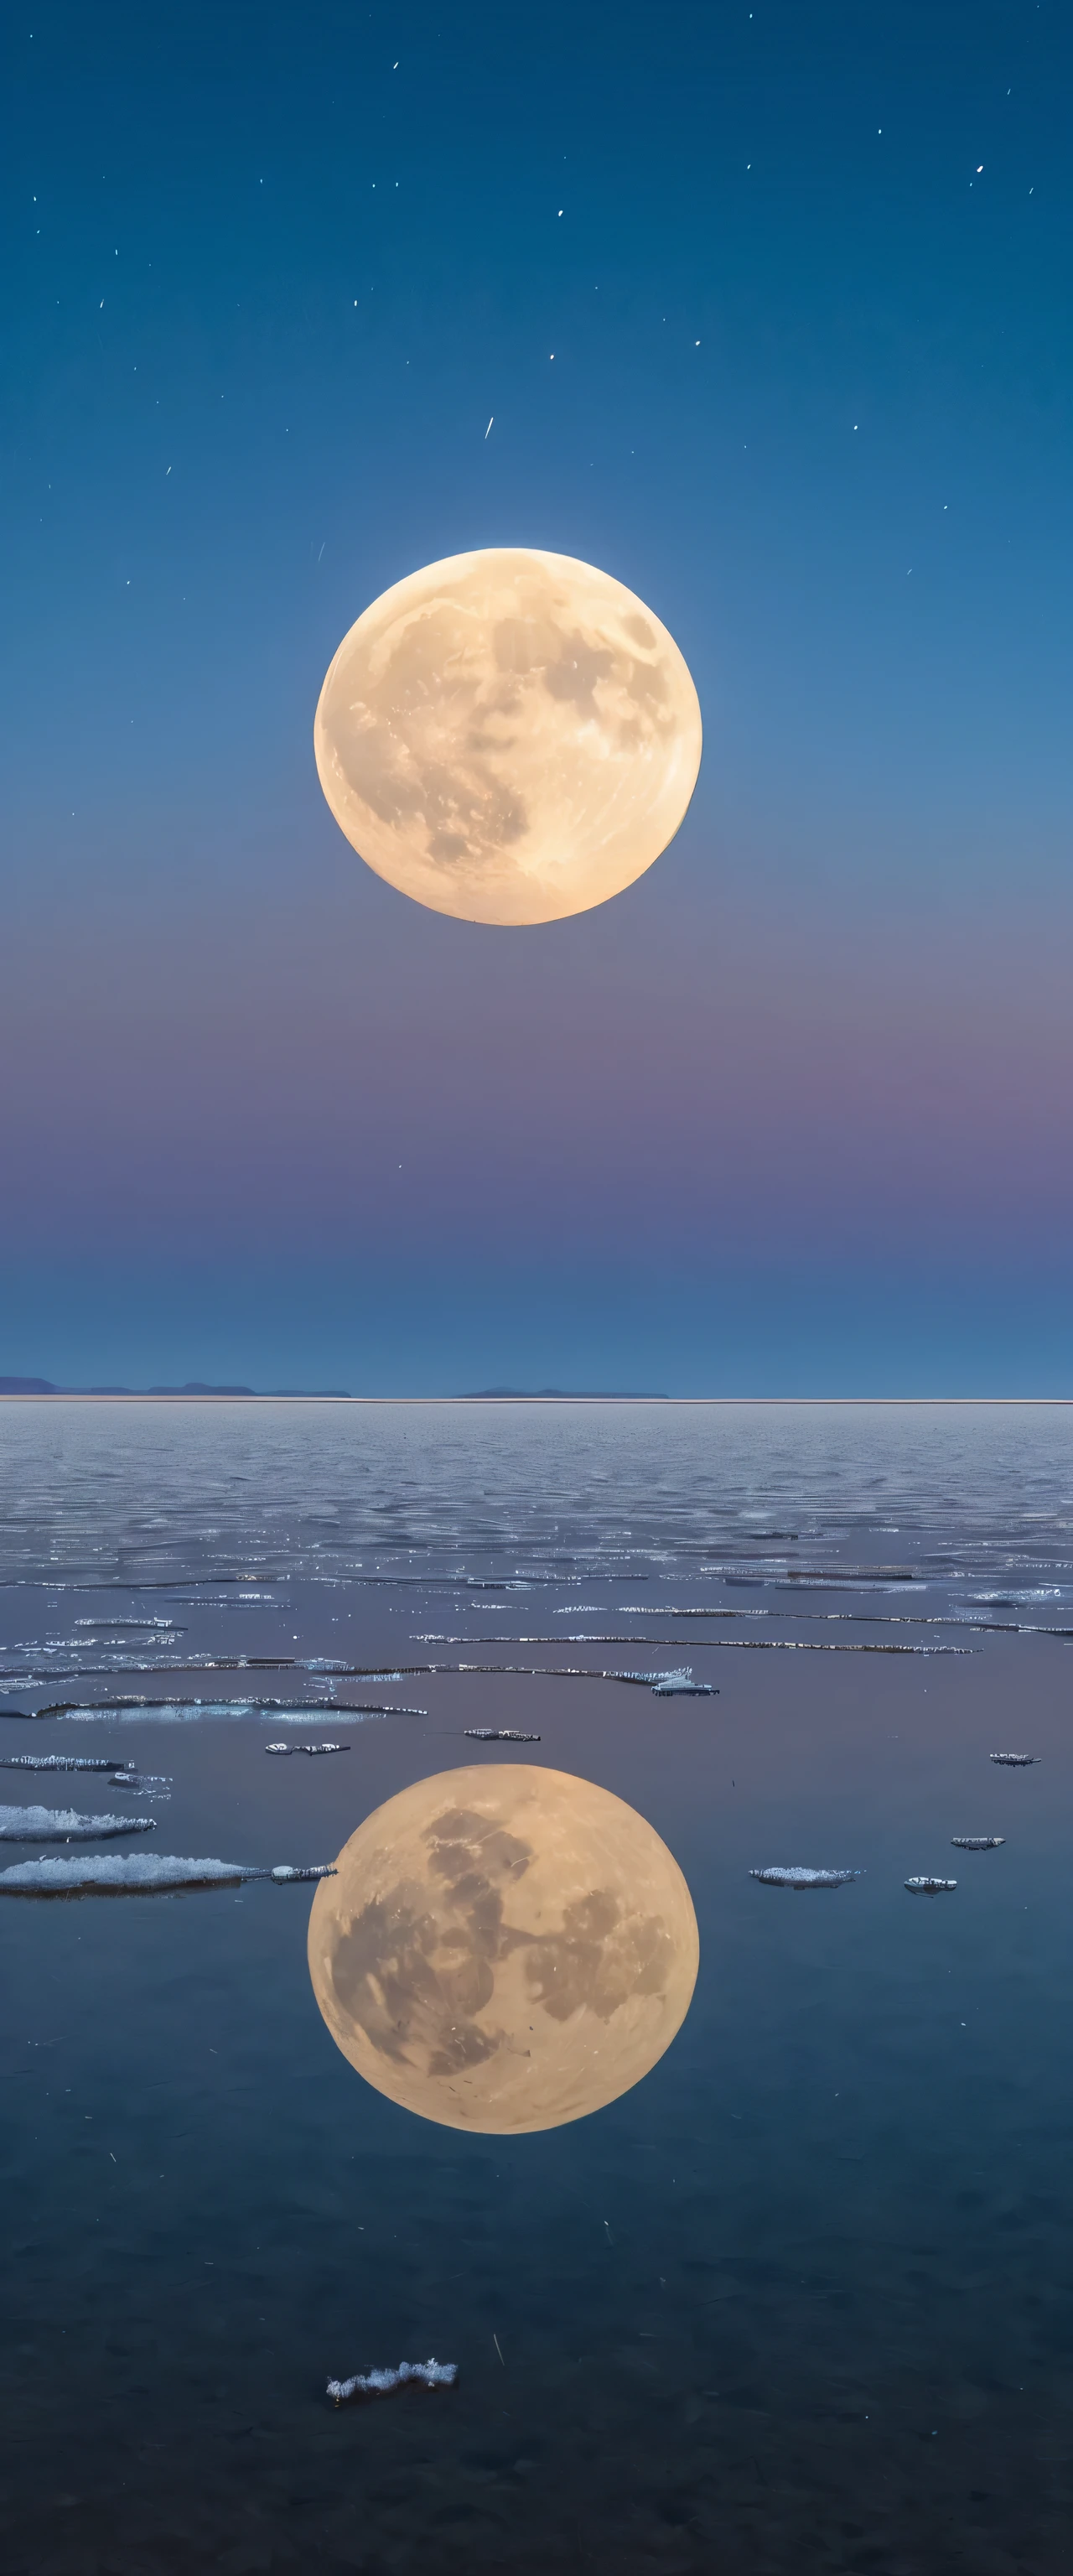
[1,1378,667,1402]
[0,1378,350,1398]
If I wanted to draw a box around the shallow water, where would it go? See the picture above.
[2,1400,1071,2573]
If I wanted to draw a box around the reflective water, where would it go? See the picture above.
[2,1401,1071,2573]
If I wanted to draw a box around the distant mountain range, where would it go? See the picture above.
[0,1378,350,1398]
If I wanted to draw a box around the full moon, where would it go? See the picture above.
[314,548,702,925]
[308,1765,699,2132]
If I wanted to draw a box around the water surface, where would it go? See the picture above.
[2,1401,1070,2573]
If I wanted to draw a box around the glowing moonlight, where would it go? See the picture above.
[314,548,702,925]
[308,1765,699,2133]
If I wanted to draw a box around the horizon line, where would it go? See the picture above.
[1,1394,1072,1409]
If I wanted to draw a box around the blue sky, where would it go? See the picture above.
[2,0,1070,1390]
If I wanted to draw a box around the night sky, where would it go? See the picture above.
[3,0,1070,1393]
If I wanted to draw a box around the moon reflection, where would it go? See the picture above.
[308,1764,699,2133]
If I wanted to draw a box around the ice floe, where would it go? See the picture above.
[411,1636,972,1657]
[612,1669,693,1687]
[73,1618,180,1629]
[0,1853,338,1895]
[0,1805,157,1841]
[37,1698,424,1724]
[951,1836,1004,1850]
[0,1753,131,1773]
[327,2360,457,2405]
[990,1753,1039,1767]
[464,1727,541,1741]
[749,1866,861,1889]
[905,1876,957,1894]
[264,1742,349,1756]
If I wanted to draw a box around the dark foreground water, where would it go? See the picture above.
[1,1400,1071,2574]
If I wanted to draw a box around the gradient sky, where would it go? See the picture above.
[2,0,1070,1392]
